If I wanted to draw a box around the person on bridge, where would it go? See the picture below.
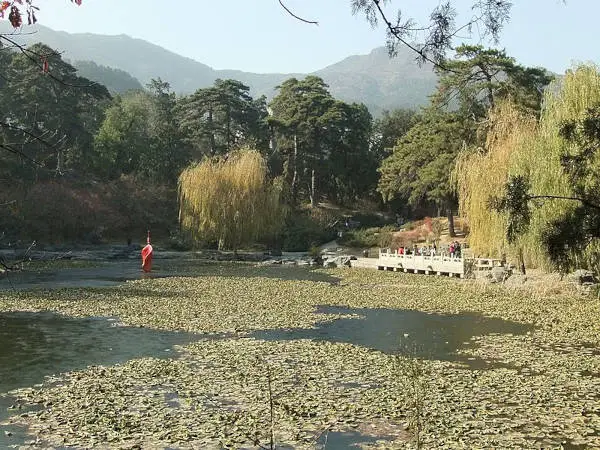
[455,241,462,258]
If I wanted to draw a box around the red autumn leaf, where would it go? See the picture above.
[8,6,22,27]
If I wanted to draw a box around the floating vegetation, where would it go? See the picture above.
[1,265,600,448]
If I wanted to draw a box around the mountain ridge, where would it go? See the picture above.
[0,23,439,114]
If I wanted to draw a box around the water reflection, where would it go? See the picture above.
[0,260,339,290]
[0,311,199,393]
[252,305,532,368]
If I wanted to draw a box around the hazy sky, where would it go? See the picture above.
[19,0,599,74]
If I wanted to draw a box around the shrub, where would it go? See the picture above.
[19,182,98,243]
[349,212,389,228]
[280,210,337,252]
[338,225,398,248]
[3,176,178,245]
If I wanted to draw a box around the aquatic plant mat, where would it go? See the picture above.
[1,264,600,448]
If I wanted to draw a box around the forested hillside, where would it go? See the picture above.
[1,21,598,276]
[0,41,401,249]
[72,61,143,94]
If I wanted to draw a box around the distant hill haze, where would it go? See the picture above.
[1,23,439,115]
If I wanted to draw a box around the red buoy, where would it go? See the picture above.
[141,230,153,272]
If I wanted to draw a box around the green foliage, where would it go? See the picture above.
[178,149,286,251]
[92,91,152,178]
[0,23,442,114]
[177,79,269,159]
[454,101,535,258]
[338,225,397,248]
[279,210,337,252]
[269,76,375,205]
[378,109,474,208]
[377,45,554,243]
[457,65,600,273]
[371,108,417,161]
[490,175,532,243]
[352,1,513,66]
[73,60,143,94]
[307,245,321,258]
[434,45,552,117]
[0,43,110,179]
[92,79,189,183]
[493,104,600,272]
[378,46,551,223]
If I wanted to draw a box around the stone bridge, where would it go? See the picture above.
[376,249,467,277]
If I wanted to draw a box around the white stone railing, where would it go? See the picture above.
[377,248,466,277]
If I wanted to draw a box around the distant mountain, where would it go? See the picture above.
[0,23,438,114]
[315,47,438,115]
[72,60,143,94]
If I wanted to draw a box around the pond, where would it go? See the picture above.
[253,305,532,369]
[0,260,559,448]
[0,258,339,290]
[0,311,202,448]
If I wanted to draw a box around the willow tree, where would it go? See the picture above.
[455,65,600,273]
[454,101,537,265]
[178,149,285,251]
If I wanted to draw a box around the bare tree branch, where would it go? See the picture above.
[0,121,61,151]
[0,33,104,90]
[349,0,517,72]
[278,0,318,25]
[370,0,455,72]
[0,142,44,166]
[529,194,600,211]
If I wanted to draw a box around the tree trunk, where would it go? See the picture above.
[310,168,317,208]
[269,126,277,153]
[56,148,64,175]
[446,205,456,238]
[226,105,231,152]
[518,247,526,275]
[208,107,216,155]
[291,134,298,204]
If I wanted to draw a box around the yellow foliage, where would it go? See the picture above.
[178,149,286,250]
[455,65,600,269]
